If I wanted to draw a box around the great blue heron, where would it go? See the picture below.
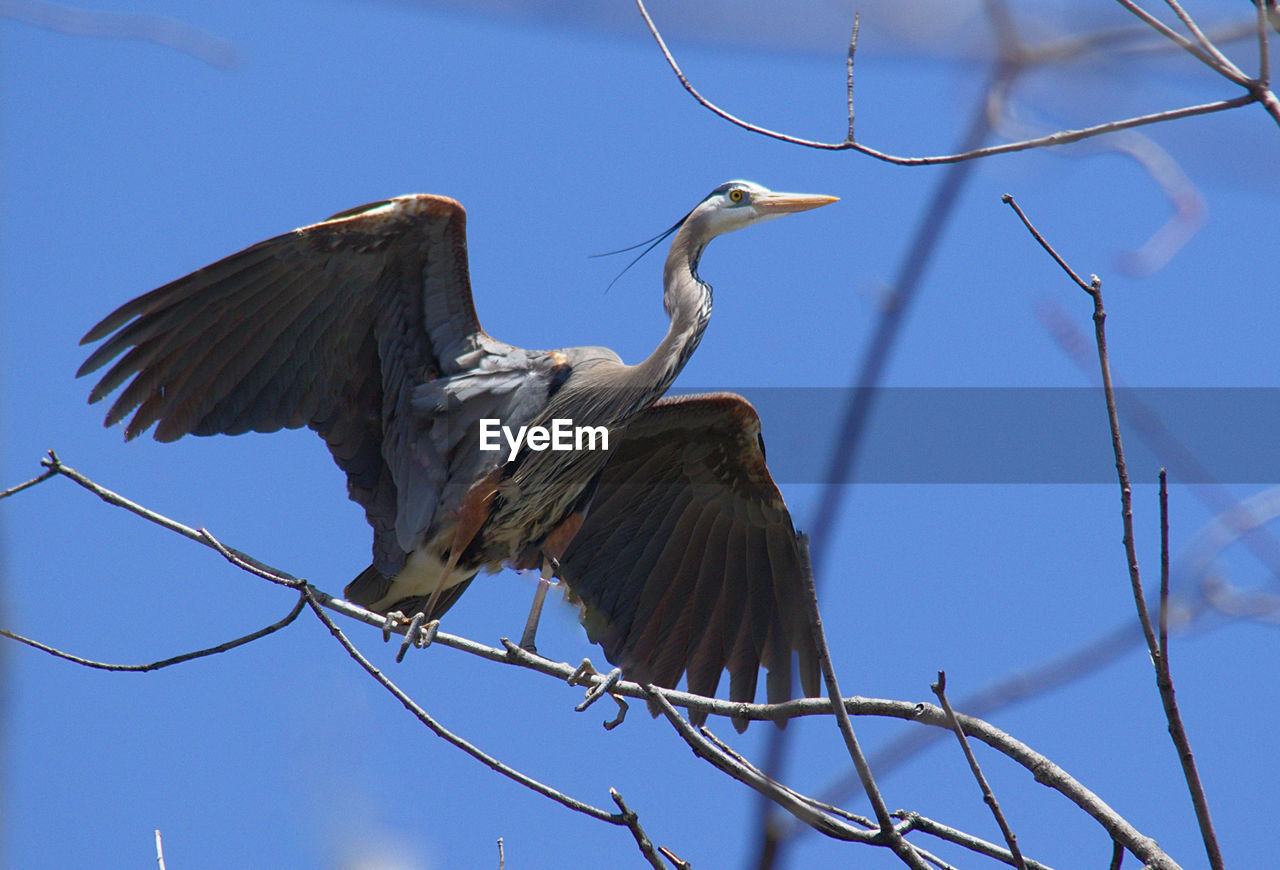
[78,181,836,725]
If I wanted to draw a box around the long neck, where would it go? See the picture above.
[630,222,712,398]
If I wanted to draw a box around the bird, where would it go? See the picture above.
[78,180,837,726]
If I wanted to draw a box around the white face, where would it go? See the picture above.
[693,181,780,238]
[690,180,838,240]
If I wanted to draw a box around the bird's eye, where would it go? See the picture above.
[729,189,744,203]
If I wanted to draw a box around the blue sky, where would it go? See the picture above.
[4,1,1279,867]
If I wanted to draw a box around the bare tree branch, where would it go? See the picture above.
[0,594,306,671]
[646,688,881,845]
[895,812,1054,870]
[795,535,927,868]
[610,789,669,870]
[845,14,859,143]
[1110,839,1125,870]
[633,0,1264,163]
[39,451,303,590]
[1036,298,1280,596]
[1160,471,1173,664]
[1110,0,1249,81]
[1257,0,1273,84]
[0,456,1189,868]
[1111,0,1280,124]
[299,585,623,825]
[0,466,56,500]
[932,672,1029,870]
[1004,194,1221,870]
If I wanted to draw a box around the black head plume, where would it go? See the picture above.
[591,208,692,293]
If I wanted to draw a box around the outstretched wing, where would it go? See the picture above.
[556,393,820,727]
[77,194,489,576]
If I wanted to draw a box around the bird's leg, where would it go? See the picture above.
[519,557,558,653]
[518,509,582,652]
[424,468,503,618]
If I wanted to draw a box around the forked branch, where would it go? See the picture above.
[1003,194,1222,870]
[4,454,1186,868]
[633,0,1277,162]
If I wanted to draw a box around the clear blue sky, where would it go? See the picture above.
[4,1,1278,867]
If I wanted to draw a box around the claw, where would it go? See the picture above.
[576,667,622,712]
[396,612,425,662]
[381,610,406,643]
[568,658,600,686]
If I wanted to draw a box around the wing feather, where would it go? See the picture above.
[79,194,488,578]
[628,503,719,687]
[557,392,821,726]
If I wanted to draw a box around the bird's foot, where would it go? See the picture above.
[380,610,407,642]
[568,658,602,685]
[575,667,621,711]
[568,661,629,729]
[395,611,440,662]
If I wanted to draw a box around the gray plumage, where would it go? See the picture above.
[78,181,836,726]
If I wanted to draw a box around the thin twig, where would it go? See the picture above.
[846,14,859,142]
[300,587,621,824]
[805,615,1145,852]
[660,846,692,870]
[1112,0,1250,83]
[1160,0,1248,76]
[1004,195,1215,870]
[1001,195,1092,290]
[1037,299,1280,588]
[1160,470,1171,658]
[609,790,667,870]
[1159,0,1216,53]
[794,538,929,869]
[931,672,1028,870]
[1110,839,1125,870]
[695,726,996,870]
[700,724,882,835]
[931,704,1179,869]
[197,526,300,588]
[155,829,166,870]
[1,594,306,671]
[645,688,879,844]
[895,812,1054,870]
[0,467,56,500]
[1155,483,1224,870]
[1258,0,1273,84]
[40,451,302,588]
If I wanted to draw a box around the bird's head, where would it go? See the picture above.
[594,181,837,291]
[684,180,838,241]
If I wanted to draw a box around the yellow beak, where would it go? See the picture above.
[753,192,839,215]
